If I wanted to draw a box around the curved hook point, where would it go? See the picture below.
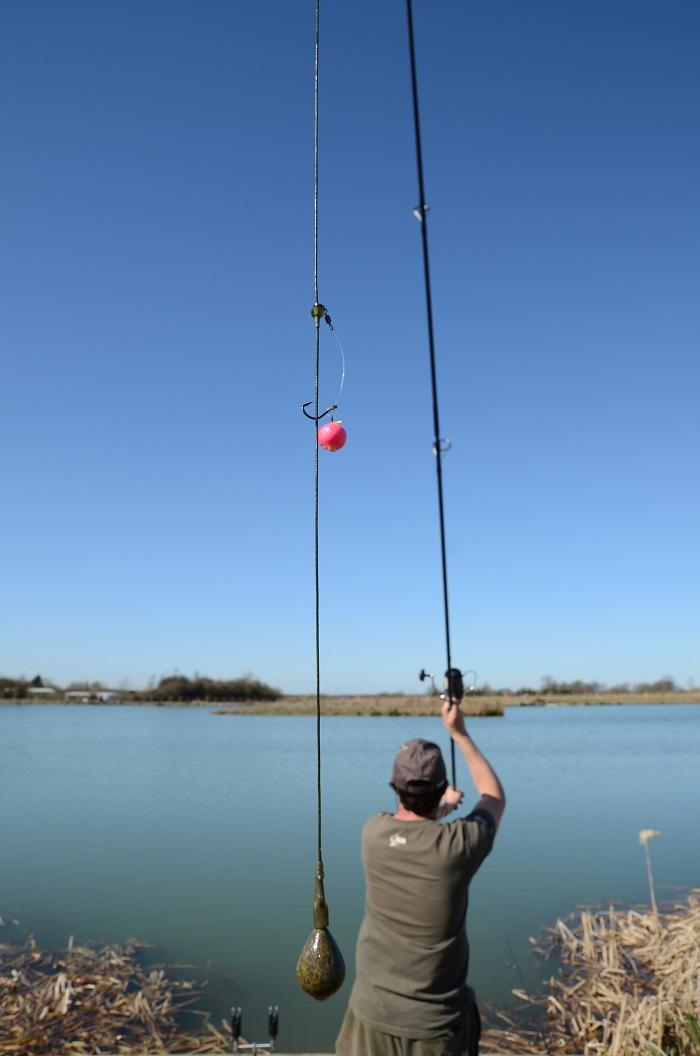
[302,402,338,422]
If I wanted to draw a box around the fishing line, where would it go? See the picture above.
[326,318,347,409]
[301,316,346,423]
[295,0,346,1003]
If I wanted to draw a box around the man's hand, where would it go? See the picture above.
[441,698,467,739]
[435,784,464,818]
[440,786,464,812]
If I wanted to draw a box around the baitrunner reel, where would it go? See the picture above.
[231,1005,279,1054]
[419,667,477,702]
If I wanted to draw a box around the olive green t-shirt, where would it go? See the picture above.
[349,810,495,1039]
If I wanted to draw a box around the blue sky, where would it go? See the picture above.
[2,1,698,693]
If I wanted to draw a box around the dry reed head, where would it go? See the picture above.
[640,829,662,845]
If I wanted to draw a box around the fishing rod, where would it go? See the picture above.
[406,0,475,785]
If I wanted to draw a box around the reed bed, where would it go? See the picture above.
[482,894,700,1055]
[214,694,505,717]
[0,930,230,1054]
[212,691,700,717]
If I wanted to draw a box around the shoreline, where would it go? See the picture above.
[213,691,700,716]
[2,692,699,716]
[4,894,697,1055]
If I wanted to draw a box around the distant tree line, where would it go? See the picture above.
[132,675,281,703]
[512,676,683,696]
[0,674,50,699]
[426,676,688,696]
[0,673,280,702]
[1,676,26,698]
[0,672,690,702]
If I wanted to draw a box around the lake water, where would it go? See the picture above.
[1,704,698,1052]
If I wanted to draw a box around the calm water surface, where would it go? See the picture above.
[1,704,698,1051]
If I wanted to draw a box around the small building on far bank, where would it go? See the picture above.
[64,689,129,703]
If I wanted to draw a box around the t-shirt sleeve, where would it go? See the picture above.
[462,808,496,872]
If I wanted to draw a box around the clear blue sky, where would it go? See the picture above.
[2,1,698,693]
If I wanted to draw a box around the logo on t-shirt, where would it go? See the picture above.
[389,834,407,847]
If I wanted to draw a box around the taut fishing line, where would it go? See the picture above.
[294,0,346,1003]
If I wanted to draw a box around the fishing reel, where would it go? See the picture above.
[419,667,477,702]
[231,1005,279,1054]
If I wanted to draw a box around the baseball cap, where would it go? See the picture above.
[390,738,448,794]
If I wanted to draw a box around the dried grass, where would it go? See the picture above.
[214,694,505,717]
[482,894,700,1055]
[0,929,230,1054]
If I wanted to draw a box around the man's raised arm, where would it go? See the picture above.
[442,699,506,829]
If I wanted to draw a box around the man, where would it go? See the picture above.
[335,699,506,1056]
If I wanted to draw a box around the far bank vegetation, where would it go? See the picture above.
[2,674,699,715]
[0,674,281,705]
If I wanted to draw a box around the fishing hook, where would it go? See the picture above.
[302,401,337,422]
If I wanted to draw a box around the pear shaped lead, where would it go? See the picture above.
[296,925,346,1000]
[296,860,345,1000]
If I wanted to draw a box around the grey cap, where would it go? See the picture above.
[390,738,448,794]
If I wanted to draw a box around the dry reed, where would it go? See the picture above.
[214,694,505,717]
[482,894,700,1055]
[0,929,230,1054]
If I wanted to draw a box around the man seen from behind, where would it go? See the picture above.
[335,699,506,1056]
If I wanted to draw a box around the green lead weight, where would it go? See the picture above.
[296,861,345,1001]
